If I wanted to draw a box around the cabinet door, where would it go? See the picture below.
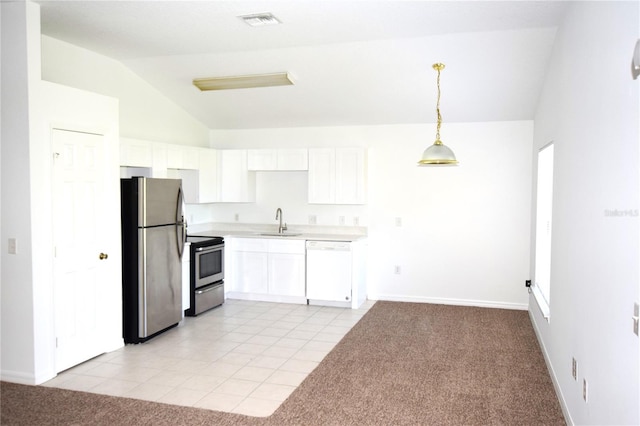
[277,149,308,170]
[182,146,199,170]
[231,251,268,294]
[248,149,277,171]
[268,253,306,297]
[335,148,366,204]
[166,145,184,169]
[120,138,152,167]
[152,143,168,177]
[198,148,218,203]
[219,150,256,202]
[308,148,336,204]
[166,145,199,170]
[170,169,198,204]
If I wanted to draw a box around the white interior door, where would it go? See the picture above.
[52,128,110,372]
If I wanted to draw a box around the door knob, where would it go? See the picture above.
[99,253,109,260]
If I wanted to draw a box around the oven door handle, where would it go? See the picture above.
[196,285,221,295]
[195,245,221,253]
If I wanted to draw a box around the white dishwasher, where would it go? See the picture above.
[306,240,352,303]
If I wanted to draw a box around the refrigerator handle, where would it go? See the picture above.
[176,186,186,258]
[176,185,184,225]
[176,223,185,258]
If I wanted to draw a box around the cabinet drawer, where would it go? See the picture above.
[268,239,305,254]
[232,237,269,252]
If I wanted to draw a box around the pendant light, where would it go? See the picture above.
[418,63,459,166]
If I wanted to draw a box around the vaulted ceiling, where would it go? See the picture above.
[36,1,569,129]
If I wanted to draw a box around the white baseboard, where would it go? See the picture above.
[528,306,573,426]
[368,294,528,311]
[0,369,39,385]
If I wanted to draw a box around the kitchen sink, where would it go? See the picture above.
[257,232,302,237]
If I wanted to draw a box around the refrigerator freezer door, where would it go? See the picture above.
[138,178,184,227]
[139,225,182,338]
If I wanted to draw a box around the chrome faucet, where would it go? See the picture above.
[275,208,287,234]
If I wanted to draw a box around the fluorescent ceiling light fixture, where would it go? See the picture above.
[238,13,281,27]
[193,72,294,91]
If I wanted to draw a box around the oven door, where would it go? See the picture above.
[194,244,224,288]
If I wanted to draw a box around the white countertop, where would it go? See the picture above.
[187,222,367,242]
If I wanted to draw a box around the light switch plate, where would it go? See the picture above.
[8,238,17,254]
[633,302,639,336]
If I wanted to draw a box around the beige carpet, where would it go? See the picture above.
[1,301,565,425]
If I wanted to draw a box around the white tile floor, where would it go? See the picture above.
[42,299,375,417]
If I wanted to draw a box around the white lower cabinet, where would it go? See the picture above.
[233,250,269,294]
[228,237,305,303]
[268,253,305,297]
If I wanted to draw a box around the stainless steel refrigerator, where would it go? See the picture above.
[121,177,185,344]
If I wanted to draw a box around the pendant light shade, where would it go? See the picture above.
[418,63,459,166]
[419,140,458,165]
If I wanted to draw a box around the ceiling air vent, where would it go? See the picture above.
[238,13,281,27]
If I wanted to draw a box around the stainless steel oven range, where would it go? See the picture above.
[185,235,224,316]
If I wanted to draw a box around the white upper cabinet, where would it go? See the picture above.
[174,147,219,204]
[218,150,256,202]
[248,149,308,171]
[335,147,366,204]
[308,147,366,204]
[166,144,199,170]
[247,149,277,170]
[308,148,336,203]
[197,148,218,203]
[151,142,168,177]
[120,138,153,167]
[278,149,308,170]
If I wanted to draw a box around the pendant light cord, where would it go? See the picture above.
[435,66,442,142]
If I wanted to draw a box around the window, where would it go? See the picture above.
[533,142,554,319]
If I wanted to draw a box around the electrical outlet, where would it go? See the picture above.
[582,378,588,402]
[633,302,639,336]
[309,215,317,225]
[234,213,239,222]
[353,216,359,226]
[395,217,402,227]
[339,216,345,225]
[394,265,401,274]
[571,357,577,380]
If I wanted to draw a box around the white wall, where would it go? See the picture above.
[1,1,122,384]
[1,0,40,384]
[210,120,533,309]
[40,35,209,147]
[529,2,639,425]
